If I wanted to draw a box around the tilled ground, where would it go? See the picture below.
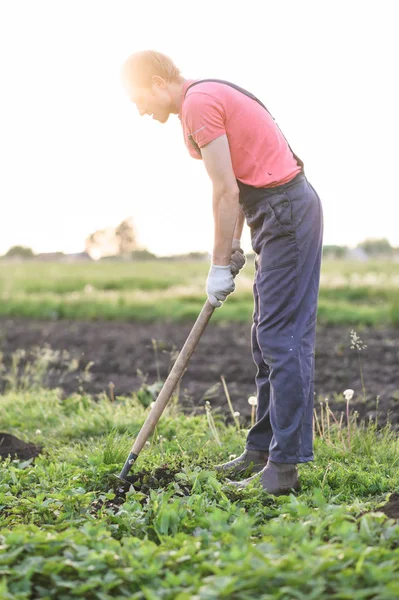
[0,317,398,427]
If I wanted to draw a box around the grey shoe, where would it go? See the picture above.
[214,449,269,479]
[228,460,300,495]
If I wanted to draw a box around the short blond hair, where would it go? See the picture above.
[122,50,182,88]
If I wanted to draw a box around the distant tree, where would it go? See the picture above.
[357,238,393,256]
[85,227,119,259]
[85,217,138,259]
[115,217,137,256]
[85,229,102,259]
[4,245,34,259]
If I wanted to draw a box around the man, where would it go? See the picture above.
[122,50,324,495]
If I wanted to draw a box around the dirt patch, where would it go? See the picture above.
[358,493,399,522]
[90,464,189,514]
[116,464,185,495]
[378,493,399,520]
[0,432,43,461]
[0,317,398,427]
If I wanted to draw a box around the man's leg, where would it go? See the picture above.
[214,265,270,476]
[257,178,323,464]
[245,264,274,452]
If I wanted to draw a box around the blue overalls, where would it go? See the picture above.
[237,173,323,463]
[185,80,324,464]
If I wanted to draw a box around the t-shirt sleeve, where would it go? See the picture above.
[183,92,226,149]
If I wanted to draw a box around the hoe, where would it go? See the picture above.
[116,300,215,484]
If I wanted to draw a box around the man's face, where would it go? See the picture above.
[125,77,172,123]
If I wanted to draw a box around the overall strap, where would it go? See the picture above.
[184,79,304,170]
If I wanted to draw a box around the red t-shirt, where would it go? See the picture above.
[179,80,301,188]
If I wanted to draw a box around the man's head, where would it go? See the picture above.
[122,50,184,123]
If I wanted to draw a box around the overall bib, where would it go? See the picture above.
[186,80,324,463]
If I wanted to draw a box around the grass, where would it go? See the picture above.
[0,259,399,325]
[0,373,399,598]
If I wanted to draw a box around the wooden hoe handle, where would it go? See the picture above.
[118,299,215,480]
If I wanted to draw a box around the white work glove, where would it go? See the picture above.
[230,238,246,276]
[206,264,235,308]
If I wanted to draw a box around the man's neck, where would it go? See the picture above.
[169,78,188,115]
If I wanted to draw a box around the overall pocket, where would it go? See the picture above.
[268,193,295,235]
[245,197,297,272]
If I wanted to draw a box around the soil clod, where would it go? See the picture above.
[358,492,399,522]
[0,432,43,461]
[378,492,399,520]
[91,464,189,514]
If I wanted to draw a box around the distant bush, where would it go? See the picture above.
[323,245,348,259]
[131,249,158,260]
[357,238,393,256]
[3,245,35,259]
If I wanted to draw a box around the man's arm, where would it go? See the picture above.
[201,134,240,266]
[233,206,245,249]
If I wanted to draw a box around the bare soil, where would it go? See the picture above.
[0,432,43,460]
[0,317,398,427]
[378,493,399,520]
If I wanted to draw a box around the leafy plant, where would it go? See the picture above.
[1,377,399,599]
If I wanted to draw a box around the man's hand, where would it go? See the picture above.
[206,265,235,308]
[230,238,246,276]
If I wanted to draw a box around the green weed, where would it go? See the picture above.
[1,382,399,599]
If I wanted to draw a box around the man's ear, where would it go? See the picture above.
[151,75,167,89]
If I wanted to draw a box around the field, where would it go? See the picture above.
[0,259,398,426]
[1,259,399,325]
[1,258,399,598]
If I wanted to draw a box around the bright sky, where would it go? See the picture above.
[0,0,398,256]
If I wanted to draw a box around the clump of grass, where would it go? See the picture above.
[204,401,221,446]
[313,391,389,456]
[102,428,132,464]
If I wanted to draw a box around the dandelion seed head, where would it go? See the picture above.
[248,396,257,406]
[343,389,354,401]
